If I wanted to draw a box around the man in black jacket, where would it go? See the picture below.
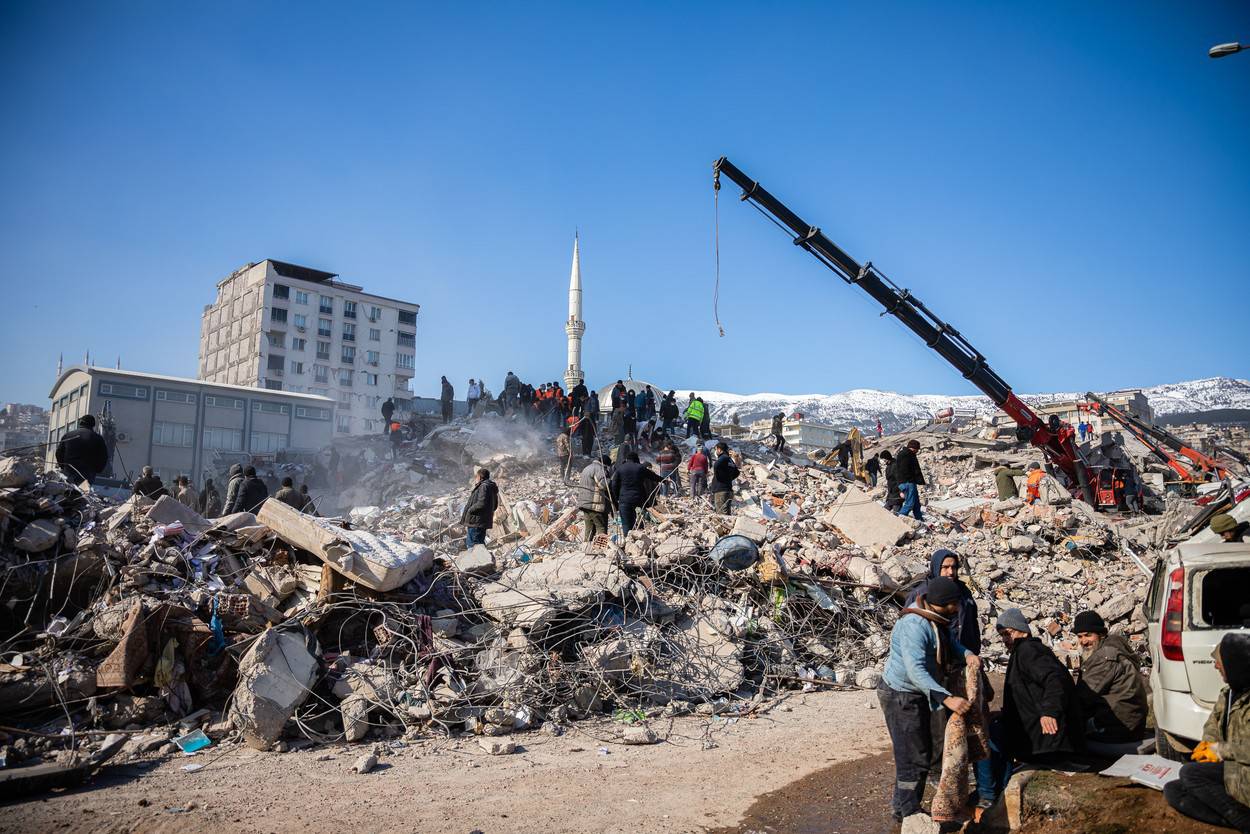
[997,608,1084,766]
[894,440,926,521]
[55,415,109,485]
[709,442,739,514]
[880,450,903,512]
[229,466,269,514]
[461,468,499,549]
[609,452,649,536]
[440,377,455,423]
[132,466,168,499]
[381,398,395,434]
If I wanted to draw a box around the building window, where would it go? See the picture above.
[364,372,379,386]
[250,431,290,453]
[369,328,381,342]
[367,305,382,322]
[341,345,356,364]
[253,401,290,415]
[343,300,357,319]
[313,364,329,383]
[264,380,283,390]
[397,331,415,348]
[292,337,306,351]
[366,350,380,365]
[339,390,352,405]
[205,395,244,409]
[270,307,288,324]
[295,290,309,305]
[336,415,351,433]
[398,310,416,326]
[295,406,331,420]
[342,322,356,342]
[267,332,285,349]
[293,313,307,329]
[202,427,243,451]
[396,353,414,370]
[98,382,148,399]
[309,387,330,397]
[273,284,290,300]
[153,421,195,447]
[316,341,331,360]
[156,390,196,404]
[317,318,332,338]
[266,354,285,371]
[338,369,353,387]
[69,389,79,402]
[319,295,333,315]
[290,361,304,375]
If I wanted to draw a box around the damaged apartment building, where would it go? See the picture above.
[197,259,421,436]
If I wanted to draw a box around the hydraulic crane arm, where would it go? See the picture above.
[1085,392,1231,481]
[713,156,1098,505]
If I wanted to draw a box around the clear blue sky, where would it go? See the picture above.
[2,2,1247,405]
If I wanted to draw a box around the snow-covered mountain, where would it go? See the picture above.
[696,377,1250,433]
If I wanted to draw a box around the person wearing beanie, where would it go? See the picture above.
[577,455,613,542]
[55,414,110,486]
[274,476,304,511]
[229,465,269,514]
[222,464,245,516]
[905,550,981,655]
[996,608,1085,768]
[879,575,981,821]
[1165,633,1250,831]
[1073,611,1148,744]
[1211,513,1249,543]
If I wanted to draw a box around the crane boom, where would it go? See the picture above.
[1085,392,1231,481]
[713,156,1098,505]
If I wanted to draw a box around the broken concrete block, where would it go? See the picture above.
[353,753,377,773]
[228,625,320,750]
[146,495,212,535]
[478,737,517,755]
[1098,594,1137,624]
[1008,535,1034,553]
[431,610,459,637]
[901,811,940,834]
[622,726,658,745]
[821,486,914,552]
[731,515,768,545]
[453,544,496,576]
[0,458,35,488]
[15,519,61,553]
[340,694,372,742]
[855,668,882,689]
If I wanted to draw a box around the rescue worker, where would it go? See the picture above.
[1211,513,1249,543]
[54,415,109,485]
[709,441,739,514]
[995,464,1026,500]
[577,455,612,541]
[274,476,305,510]
[1164,632,1250,832]
[132,466,168,499]
[879,576,982,821]
[461,468,499,549]
[381,397,395,433]
[1024,462,1045,505]
[894,440,926,521]
[684,394,704,439]
[1072,611,1148,744]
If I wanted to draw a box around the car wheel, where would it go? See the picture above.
[1156,727,1189,762]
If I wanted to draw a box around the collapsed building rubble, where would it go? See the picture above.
[0,412,1242,794]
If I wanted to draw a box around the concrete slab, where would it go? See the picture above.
[820,486,915,552]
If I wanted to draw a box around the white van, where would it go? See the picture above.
[1144,541,1250,758]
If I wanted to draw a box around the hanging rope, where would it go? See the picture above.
[712,172,725,337]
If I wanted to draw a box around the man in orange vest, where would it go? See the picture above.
[1025,462,1045,504]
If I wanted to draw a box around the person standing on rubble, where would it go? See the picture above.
[440,376,455,424]
[1071,611,1148,746]
[228,466,270,514]
[199,478,222,517]
[222,464,244,514]
[575,411,595,457]
[865,452,881,487]
[587,389,601,427]
[381,398,395,434]
[132,466,168,499]
[879,450,903,513]
[299,484,318,515]
[274,477,305,510]
[577,455,612,541]
[709,441,739,514]
[660,391,678,433]
[623,398,639,445]
[876,417,884,439]
[571,380,589,416]
[770,413,787,452]
[556,426,573,471]
[836,439,851,470]
[684,394,704,439]
[656,439,683,496]
[1024,462,1045,505]
[995,463,1026,500]
[1164,632,1250,833]
[688,444,709,500]
[699,397,712,439]
[879,576,982,822]
[610,451,649,536]
[173,475,198,508]
[55,414,109,486]
[466,379,482,416]
[894,440,926,521]
[461,468,499,549]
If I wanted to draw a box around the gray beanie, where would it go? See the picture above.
[996,608,1030,633]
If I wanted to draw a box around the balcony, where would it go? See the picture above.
[315,351,330,360]
[341,356,355,365]
[319,304,333,316]
[342,332,355,342]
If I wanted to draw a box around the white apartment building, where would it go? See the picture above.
[198,259,419,436]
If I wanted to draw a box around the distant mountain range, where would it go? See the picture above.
[698,376,1250,433]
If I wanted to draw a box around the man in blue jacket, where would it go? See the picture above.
[879,576,982,821]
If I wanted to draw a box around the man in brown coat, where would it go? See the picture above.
[1073,610,1148,743]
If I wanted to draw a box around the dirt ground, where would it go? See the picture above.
[0,688,891,834]
[1016,770,1229,834]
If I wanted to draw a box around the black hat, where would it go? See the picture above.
[927,576,961,606]
[1073,610,1106,635]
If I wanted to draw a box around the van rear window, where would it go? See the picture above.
[1199,567,1250,628]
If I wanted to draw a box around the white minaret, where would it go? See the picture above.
[564,233,586,390]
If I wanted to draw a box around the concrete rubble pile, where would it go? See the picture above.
[0,412,1233,789]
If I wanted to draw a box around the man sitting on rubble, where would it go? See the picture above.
[274,477,306,511]
[1072,610,1148,747]
[997,608,1085,770]
[879,576,982,822]
[894,440,926,521]
[1164,633,1250,833]
[994,463,1026,500]
[132,466,168,499]
[709,441,739,514]
[461,468,499,549]
[577,455,612,542]
[55,414,109,486]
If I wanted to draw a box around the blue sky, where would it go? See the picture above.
[1,2,1247,404]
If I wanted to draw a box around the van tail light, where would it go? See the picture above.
[1161,568,1185,662]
